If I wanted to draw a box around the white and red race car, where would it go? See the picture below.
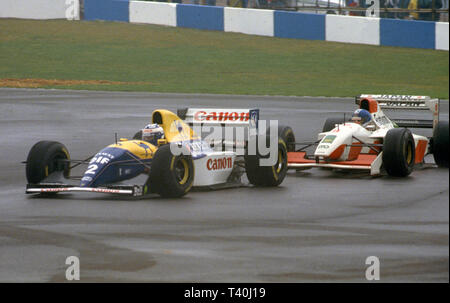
[287,95,449,177]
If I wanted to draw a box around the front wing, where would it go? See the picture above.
[26,183,145,197]
[287,151,383,175]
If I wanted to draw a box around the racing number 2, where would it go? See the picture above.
[85,164,98,175]
[86,156,111,174]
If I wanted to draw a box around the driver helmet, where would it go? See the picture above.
[142,123,164,146]
[352,109,372,125]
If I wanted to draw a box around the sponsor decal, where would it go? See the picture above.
[363,95,426,101]
[374,115,391,125]
[322,135,336,144]
[93,152,115,160]
[133,186,143,196]
[188,141,210,153]
[207,157,233,170]
[193,111,249,122]
[41,188,69,192]
[134,142,151,157]
[85,154,113,176]
[380,101,427,108]
[81,176,93,182]
[249,109,259,129]
[174,120,184,133]
[317,145,329,149]
[90,188,122,194]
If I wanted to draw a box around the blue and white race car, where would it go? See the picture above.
[25,108,291,198]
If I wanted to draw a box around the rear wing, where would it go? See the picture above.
[177,108,259,129]
[356,94,440,129]
[177,108,260,148]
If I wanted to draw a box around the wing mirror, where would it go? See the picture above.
[157,139,168,146]
[366,124,376,131]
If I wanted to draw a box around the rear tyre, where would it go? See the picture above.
[278,125,295,152]
[245,125,289,187]
[133,130,142,140]
[147,144,194,198]
[382,128,415,177]
[26,141,70,184]
[432,121,449,168]
[323,117,347,132]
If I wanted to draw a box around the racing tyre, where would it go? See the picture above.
[432,121,449,168]
[382,128,415,177]
[245,125,289,187]
[26,141,70,184]
[278,125,295,152]
[133,130,142,140]
[147,144,194,198]
[322,117,347,132]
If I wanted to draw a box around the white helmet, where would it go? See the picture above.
[142,124,164,146]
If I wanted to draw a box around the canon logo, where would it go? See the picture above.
[194,111,249,122]
[207,157,233,170]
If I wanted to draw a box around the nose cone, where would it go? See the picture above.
[80,146,147,187]
[314,125,354,160]
[315,134,338,157]
[80,147,122,187]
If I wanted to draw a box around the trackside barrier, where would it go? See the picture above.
[326,15,380,46]
[177,4,224,31]
[434,22,449,51]
[84,0,129,22]
[1,0,447,51]
[380,18,436,49]
[224,7,274,37]
[0,0,79,20]
[128,1,449,51]
[274,11,325,40]
[129,1,176,26]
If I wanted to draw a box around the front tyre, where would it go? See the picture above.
[432,121,449,168]
[147,144,194,198]
[26,141,70,184]
[382,128,415,177]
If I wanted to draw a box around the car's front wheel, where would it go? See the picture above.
[382,128,415,177]
[432,121,449,168]
[26,141,70,184]
[147,144,194,198]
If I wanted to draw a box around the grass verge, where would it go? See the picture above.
[0,19,448,98]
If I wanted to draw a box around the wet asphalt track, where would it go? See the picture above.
[0,88,448,282]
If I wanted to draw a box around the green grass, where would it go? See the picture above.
[0,19,448,98]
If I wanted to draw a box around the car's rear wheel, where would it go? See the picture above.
[278,125,295,152]
[322,117,347,132]
[147,144,194,198]
[26,141,70,184]
[432,121,449,168]
[245,125,289,187]
[382,128,415,177]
